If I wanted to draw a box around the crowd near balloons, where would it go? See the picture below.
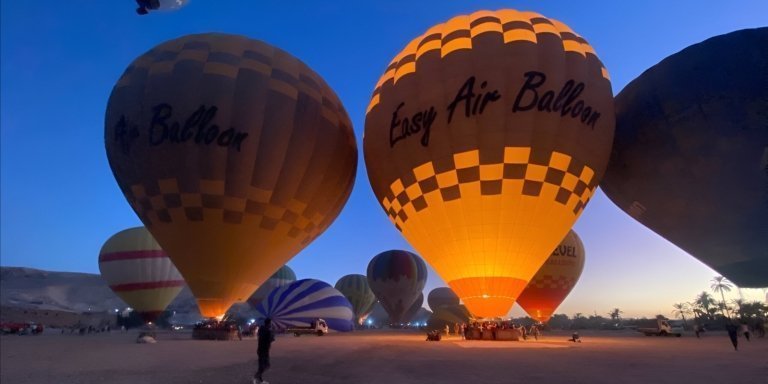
[96,4,766,340]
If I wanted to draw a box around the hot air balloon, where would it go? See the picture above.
[364,10,614,317]
[98,227,185,322]
[254,279,354,332]
[516,229,585,323]
[335,274,376,325]
[367,250,428,323]
[247,265,297,308]
[427,287,460,312]
[601,28,768,288]
[402,293,424,324]
[136,0,190,15]
[105,33,357,319]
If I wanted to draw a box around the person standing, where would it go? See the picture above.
[254,318,275,384]
[725,321,739,351]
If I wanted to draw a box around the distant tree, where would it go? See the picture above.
[710,276,733,318]
[608,308,623,322]
[672,302,691,329]
[547,314,570,330]
[735,301,768,320]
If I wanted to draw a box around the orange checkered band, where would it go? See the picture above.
[380,147,596,231]
[367,10,610,113]
[126,179,327,246]
[529,274,577,290]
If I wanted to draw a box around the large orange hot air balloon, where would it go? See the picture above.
[364,10,614,317]
[99,227,185,322]
[516,229,585,323]
[105,33,357,318]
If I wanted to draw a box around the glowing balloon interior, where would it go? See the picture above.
[105,33,357,318]
[98,227,185,322]
[364,9,614,317]
[516,229,585,322]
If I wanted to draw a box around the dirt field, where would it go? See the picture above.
[2,329,766,384]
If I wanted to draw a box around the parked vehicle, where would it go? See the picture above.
[637,319,682,337]
[286,319,328,337]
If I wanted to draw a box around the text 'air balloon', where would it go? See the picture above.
[105,33,357,318]
[364,10,614,317]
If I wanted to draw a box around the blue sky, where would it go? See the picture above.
[2,1,766,317]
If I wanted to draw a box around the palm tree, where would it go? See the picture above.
[694,291,716,319]
[710,276,733,318]
[607,308,623,323]
[672,303,691,329]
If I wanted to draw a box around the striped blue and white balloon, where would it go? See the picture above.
[255,279,355,332]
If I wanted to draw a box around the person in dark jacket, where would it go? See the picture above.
[253,318,275,384]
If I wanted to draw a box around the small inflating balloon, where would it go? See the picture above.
[517,229,585,322]
[367,250,428,323]
[99,227,184,322]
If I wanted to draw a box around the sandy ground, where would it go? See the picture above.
[2,329,766,384]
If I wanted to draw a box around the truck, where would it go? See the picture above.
[286,319,328,337]
[637,319,683,337]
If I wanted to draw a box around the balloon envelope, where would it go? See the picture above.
[254,279,354,332]
[601,28,768,287]
[247,265,296,308]
[427,287,460,312]
[105,33,357,318]
[98,227,185,322]
[516,229,585,322]
[364,9,614,317]
[335,274,376,324]
[367,250,428,323]
[402,293,424,324]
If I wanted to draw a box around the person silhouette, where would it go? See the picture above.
[253,318,276,384]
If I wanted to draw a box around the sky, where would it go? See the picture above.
[1,1,766,319]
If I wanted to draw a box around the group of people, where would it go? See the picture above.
[438,321,543,341]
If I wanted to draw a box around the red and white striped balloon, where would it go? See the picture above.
[99,227,185,322]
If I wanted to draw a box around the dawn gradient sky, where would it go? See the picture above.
[2,1,766,318]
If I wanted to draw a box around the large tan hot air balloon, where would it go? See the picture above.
[105,33,357,319]
[99,227,185,322]
[516,229,585,323]
[364,10,614,318]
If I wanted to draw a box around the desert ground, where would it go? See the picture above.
[2,329,766,384]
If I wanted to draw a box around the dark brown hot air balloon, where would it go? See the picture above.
[601,28,768,287]
[364,10,614,317]
[105,33,357,318]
